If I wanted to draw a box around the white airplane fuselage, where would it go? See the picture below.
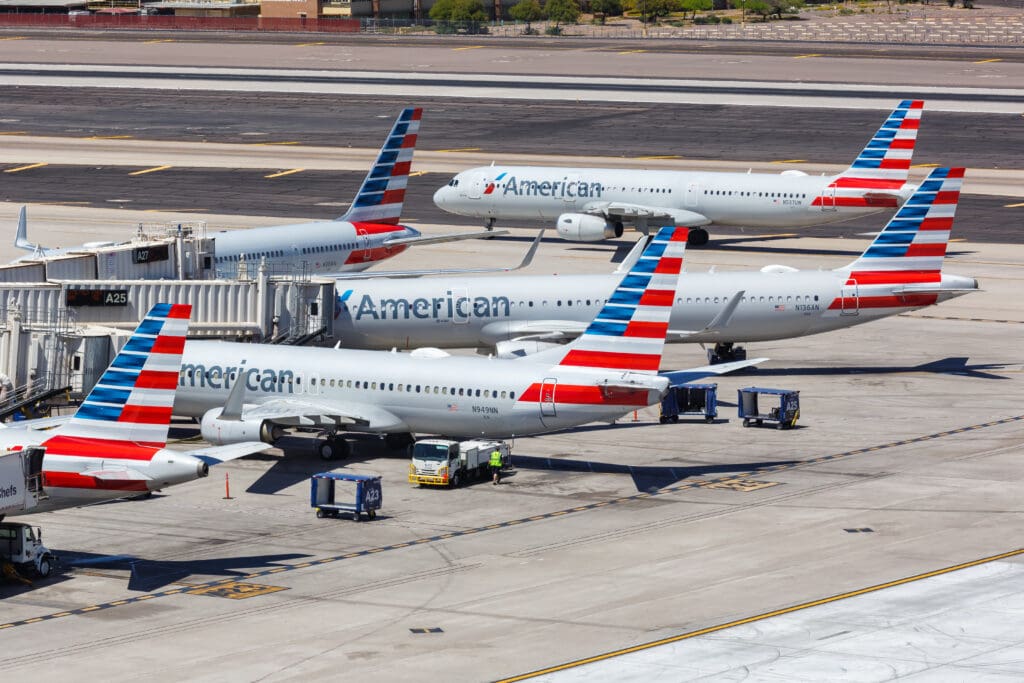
[332,270,977,350]
[175,341,665,439]
[211,220,412,277]
[433,166,912,228]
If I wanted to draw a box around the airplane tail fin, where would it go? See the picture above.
[823,100,923,205]
[338,107,422,225]
[42,303,192,460]
[544,226,687,373]
[836,167,963,297]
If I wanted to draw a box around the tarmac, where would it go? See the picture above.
[1,214,1022,681]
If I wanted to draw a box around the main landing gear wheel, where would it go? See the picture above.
[688,228,710,246]
[318,437,350,461]
[384,432,414,450]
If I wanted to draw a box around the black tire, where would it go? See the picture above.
[671,416,679,423]
[688,228,710,246]
[368,510,376,520]
[318,438,349,461]
[659,416,668,424]
[743,419,750,427]
[36,555,51,578]
[352,512,361,522]
[705,416,714,424]
[451,471,462,489]
[316,509,325,519]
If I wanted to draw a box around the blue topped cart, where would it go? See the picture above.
[311,472,382,521]
[738,387,800,430]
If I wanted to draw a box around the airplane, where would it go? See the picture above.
[334,167,976,364]
[432,101,924,246]
[0,303,267,516]
[13,108,500,278]
[174,227,766,459]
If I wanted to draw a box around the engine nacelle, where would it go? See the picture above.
[494,339,566,359]
[201,408,282,446]
[556,213,623,242]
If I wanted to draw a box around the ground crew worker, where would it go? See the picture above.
[490,447,503,485]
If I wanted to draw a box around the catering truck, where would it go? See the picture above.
[409,439,510,488]
[0,447,45,518]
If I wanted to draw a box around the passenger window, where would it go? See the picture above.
[500,391,507,399]
[484,390,490,398]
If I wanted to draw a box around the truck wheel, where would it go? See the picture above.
[352,512,361,522]
[316,509,325,519]
[451,472,461,488]
[368,510,376,520]
[742,419,750,427]
[36,554,51,578]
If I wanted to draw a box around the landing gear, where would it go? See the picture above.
[688,228,710,246]
[317,435,350,461]
[707,342,747,365]
[484,217,497,231]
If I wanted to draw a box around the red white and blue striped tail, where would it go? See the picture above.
[827,100,925,198]
[41,303,192,461]
[555,226,688,374]
[832,167,962,309]
[339,107,422,225]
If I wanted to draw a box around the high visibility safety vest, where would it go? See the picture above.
[489,450,503,467]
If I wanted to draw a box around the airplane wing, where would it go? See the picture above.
[582,202,711,227]
[660,357,768,386]
[187,442,270,465]
[335,230,544,280]
[238,397,408,432]
[0,415,71,432]
[382,228,509,247]
[482,319,588,344]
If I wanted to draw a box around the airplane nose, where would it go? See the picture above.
[433,185,449,207]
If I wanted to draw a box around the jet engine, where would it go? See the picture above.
[494,339,566,359]
[201,408,282,446]
[556,214,624,242]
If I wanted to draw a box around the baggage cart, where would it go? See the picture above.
[738,387,800,429]
[310,472,382,521]
[660,383,717,423]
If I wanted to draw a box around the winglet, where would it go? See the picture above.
[220,371,247,421]
[614,234,650,275]
[669,290,745,339]
[14,206,42,254]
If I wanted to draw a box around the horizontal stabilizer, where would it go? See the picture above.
[890,285,980,295]
[189,441,269,465]
[338,230,542,280]
[660,357,768,386]
[79,468,152,481]
[382,228,509,247]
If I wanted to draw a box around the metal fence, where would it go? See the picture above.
[0,14,360,32]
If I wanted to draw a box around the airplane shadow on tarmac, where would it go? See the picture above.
[510,455,800,494]
[58,550,312,592]
[750,356,1013,381]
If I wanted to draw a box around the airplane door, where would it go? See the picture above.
[840,280,859,316]
[452,287,469,324]
[820,185,837,212]
[357,229,371,261]
[685,182,700,208]
[540,378,557,420]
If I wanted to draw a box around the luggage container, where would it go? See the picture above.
[310,472,382,521]
[660,383,717,423]
[738,387,800,429]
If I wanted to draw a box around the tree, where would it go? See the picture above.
[679,0,711,20]
[429,0,488,21]
[766,0,802,18]
[544,0,581,26]
[744,0,771,20]
[509,0,544,30]
[589,0,622,23]
[622,0,679,22]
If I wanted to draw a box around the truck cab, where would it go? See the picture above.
[0,522,53,578]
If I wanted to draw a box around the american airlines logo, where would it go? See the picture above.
[341,292,511,321]
[494,175,605,200]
